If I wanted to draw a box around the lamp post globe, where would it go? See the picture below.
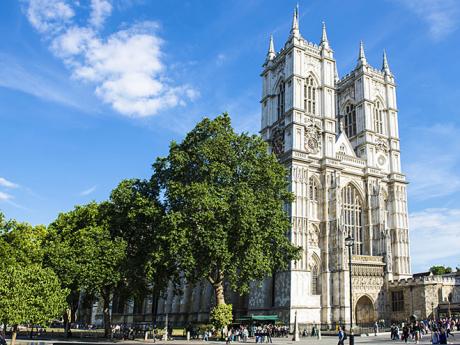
[344,235,354,345]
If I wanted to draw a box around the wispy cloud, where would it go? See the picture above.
[80,185,97,196]
[23,0,198,118]
[397,0,460,41]
[0,191,13,201]
[0,177,19,189]
[410,208,460,271]
[0,54,88,110]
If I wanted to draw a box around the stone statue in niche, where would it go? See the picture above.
[272,128,284,155]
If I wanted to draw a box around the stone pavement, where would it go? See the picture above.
[12,334,460,345]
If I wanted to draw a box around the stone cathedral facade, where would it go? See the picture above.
[88,9,415,328]
[256,8,411,326]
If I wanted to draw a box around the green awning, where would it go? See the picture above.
[237,315,279,321]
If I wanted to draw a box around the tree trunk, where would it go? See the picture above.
[63,308,72,338]
[11,325,18,345]
[102,288,112,338]
[213,280,226,306]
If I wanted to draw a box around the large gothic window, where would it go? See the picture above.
[374,101,384,134]
[304,76,316,115]
[344,103,357,137]
[342,184,364,255]
[309,177,319,220]
[277,81,285,119]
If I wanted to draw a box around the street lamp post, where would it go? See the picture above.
[345,235,355,345]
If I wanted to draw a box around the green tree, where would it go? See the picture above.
[46,202,126,338]
[429,265,452,275]
[153,114,301,306]
[0,264,68,345]
[108,179,176,324]
[210,304,233,337]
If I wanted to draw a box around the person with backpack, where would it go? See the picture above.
[338,327,346,345]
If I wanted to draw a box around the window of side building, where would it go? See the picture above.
[392,290,404,312]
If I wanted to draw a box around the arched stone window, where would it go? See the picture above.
[342,184,364,255]
[344,103,357,137]
[304,76,316,115]
[309,177,319,220]
[277,81,285,119]
[374,101,384,134]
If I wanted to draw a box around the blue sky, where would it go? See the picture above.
[0,0,459,273]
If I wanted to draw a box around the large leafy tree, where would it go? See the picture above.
[108,179,176,324]
[153,114,301,306]
[46,203,126,338]
[0,264,68,345]
[0,213,68,345]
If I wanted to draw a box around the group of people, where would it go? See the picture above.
[222,325,290,343]
[389,318,459,344]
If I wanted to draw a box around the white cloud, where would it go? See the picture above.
[80,185,97,196]
[410,208,460,271]
[24,0,198,118]
[89,0,112,28]
[399,0,460,40]
[0,191,13,201]
[26,0,74,34]
[0,177,19,189]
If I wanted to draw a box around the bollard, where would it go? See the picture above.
[145,331,149,341]
[187,331,190,341]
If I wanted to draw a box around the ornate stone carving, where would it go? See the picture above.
[304,121,321,154]
[375,138,389,153]
[308,224,320,247]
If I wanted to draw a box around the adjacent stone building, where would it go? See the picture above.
[388,271,460,321]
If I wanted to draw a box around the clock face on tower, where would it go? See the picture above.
[377,154,386,166]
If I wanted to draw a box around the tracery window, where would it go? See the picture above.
[344,103,357,137]
[277,81,285,119]
[342,184,364,255]
[374,101,384,134]
[304,76,316,115]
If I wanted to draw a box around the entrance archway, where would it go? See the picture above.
[355,295,375,325]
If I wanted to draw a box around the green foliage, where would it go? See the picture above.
[209,304,233,330]
[430,265,452,275]
[108,179,173,298]
[0,264,68,326]
[153,114,301,302]
[46,202,127,295]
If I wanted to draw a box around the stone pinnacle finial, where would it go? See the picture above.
[382,49,391,74]
[357,40,367,66]
[267,34,276,61]
[290,5,299,37]
[320,21,329,49]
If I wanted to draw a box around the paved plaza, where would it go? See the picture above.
[11,333,460,345]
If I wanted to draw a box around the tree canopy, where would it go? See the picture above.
[153,113,301,305]
[429,265,453,275]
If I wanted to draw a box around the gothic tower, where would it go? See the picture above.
[259,7,411,326]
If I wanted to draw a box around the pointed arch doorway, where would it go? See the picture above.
[355,295,375,325]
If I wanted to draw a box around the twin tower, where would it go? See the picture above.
[257,6,411,325]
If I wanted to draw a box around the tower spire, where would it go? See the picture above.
[382,49,391,74]
[267,34,276,61]
[290,5,299,38]
[320,21,329,49]
[357,40,367,67]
